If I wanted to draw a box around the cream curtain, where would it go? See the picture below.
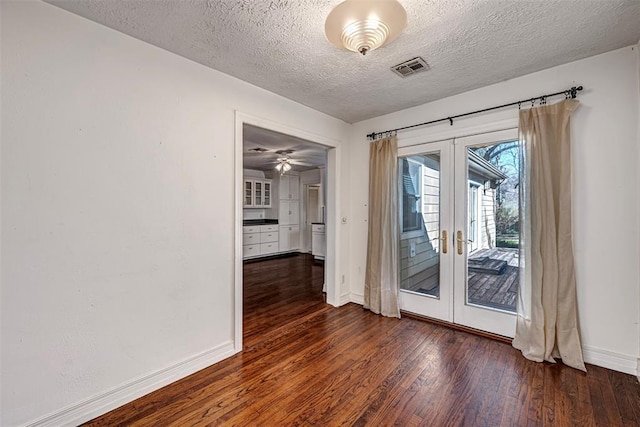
[513,99,586,371]
[364,135,400,318]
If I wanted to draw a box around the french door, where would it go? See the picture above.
[397,129,520,337]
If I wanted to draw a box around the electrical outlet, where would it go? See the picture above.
[410,243,416,258]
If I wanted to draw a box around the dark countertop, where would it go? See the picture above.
[311,222,325,225]
[243,219,279,226]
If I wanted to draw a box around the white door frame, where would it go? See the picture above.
[234,111,342,353]
[453,128,519,338]
[397,140,455,323]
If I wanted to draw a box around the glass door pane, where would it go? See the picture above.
[254,181,263,206]
[399,154,442,298]
[244,180,253,207]
[398,140,453,323]
[466,142,520,313]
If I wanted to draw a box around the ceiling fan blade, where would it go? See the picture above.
[290,160,314,167]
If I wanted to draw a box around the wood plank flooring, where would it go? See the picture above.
[84,254,640,426]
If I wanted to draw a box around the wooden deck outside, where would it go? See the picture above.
[411,247,519,313]
[467,247,519,312]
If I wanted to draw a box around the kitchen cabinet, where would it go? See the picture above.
[278,200,300,226]
[279,225,300,252]
[279,175,299,200]
[312,223,326,260]
[243,179,272,208]
[243,224,279,259]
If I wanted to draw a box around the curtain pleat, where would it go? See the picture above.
[364,136,400,318]
[513,99,586,371]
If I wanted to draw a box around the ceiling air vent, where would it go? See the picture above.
[391,57,430,78]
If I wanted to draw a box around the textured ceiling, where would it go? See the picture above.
[243,124,327,172]
[46,0,640,123]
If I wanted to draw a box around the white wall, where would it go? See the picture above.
[0,2,350,426]
[350,46,640,374]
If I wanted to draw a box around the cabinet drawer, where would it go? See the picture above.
[243,244,260,257]
[260,224,278,233]
[312,224,325,233]
[243,233,260,245]
[260,232,278,243]
[243,226,260,234]
[260,242,278,255]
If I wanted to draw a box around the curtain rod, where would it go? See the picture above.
[366,85,583,141]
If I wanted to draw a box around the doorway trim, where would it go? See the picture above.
[234,111,341,353]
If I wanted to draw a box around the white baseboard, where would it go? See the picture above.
[339,293,352,306]
[350,292,364,305]
[583,345,638,376]
[26,341,236,427]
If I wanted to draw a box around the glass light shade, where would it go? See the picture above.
[325,0,407,55]
[275,161,292,173]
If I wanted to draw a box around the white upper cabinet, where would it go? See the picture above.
[279,175,299,200]
[243,179,254,208]
[263,181,272,207]
[243,178,272,208]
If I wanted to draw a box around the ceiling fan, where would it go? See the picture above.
[271,150,315,175]
[246,147,314,174]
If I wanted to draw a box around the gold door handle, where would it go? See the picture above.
[441,230,448,254]
[457,230,464,255]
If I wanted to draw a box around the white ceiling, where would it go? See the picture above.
[243,124,327,172]
[46,0,640,123]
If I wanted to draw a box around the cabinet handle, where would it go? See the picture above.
[441,230,448,254]
[457,230,464,255]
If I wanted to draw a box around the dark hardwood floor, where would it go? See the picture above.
[84,254,640,426]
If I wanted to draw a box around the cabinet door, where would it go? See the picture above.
[289,201,300,225]
[279,176,290,200]
[279,225,300,251]
[288,225,300,250]
[278,201,290,225]
[243,180,254,207]
[288,176,300,200]
[254,181,263,207]
[279,226,290,251]
[263,181,272,207]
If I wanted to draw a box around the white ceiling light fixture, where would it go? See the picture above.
[275,157,293,175]
[325,0,407,56]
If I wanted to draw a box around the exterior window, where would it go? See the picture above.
[401,159,422,232]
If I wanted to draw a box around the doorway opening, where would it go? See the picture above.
[238,120,332,349]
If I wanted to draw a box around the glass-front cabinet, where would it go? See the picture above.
[263,181,271,207]
[244,179,254,207]
[243,178,272,208]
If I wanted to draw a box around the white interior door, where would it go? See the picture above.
[398,129,520,338]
